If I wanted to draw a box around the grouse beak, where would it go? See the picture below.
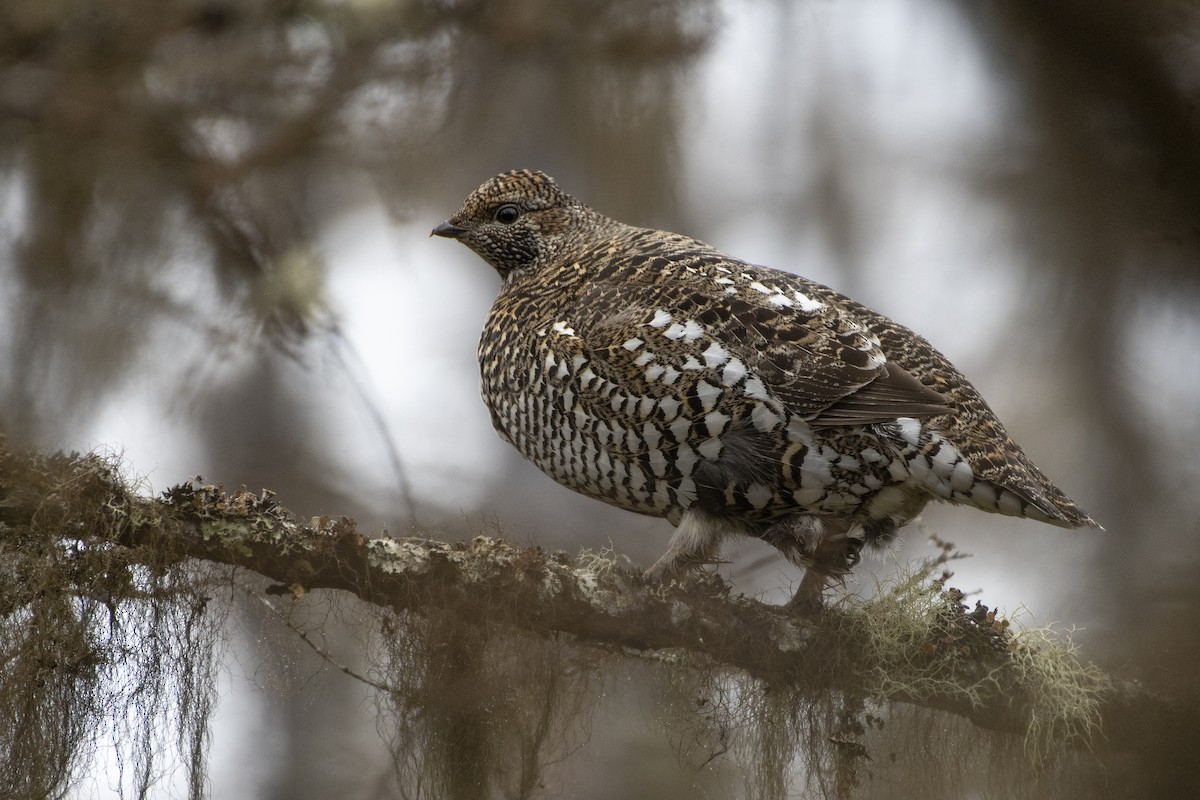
[431,220,468,239]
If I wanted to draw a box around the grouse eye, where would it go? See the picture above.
[494,204,520,225]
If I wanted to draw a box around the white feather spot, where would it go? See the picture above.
[648,309,672,328]
[661,366,681,385]
[748,281,773,294]
[657,397,682,420]
[751,404,781,432]
[611,458,627,486]
[720,358,747,386]
[951,459,974,492]
[907,454,931,481]
[970,483,998,507]
[669,415,691,444]
[713,277,734,285]
[859,447,884,464]
[702,341,730,368]
[641,422,661,451]
[997,491,1023,516]
[633,351,656,366]
[664,319,705,342]
[792,291,825,312]
[930,441,961,472]
[802,447,834,485]
[674,444,699,477]
[610,421,627,443]
[697,437,723,460]
[682,356,702,370]
[836,454,861,471]
[552,320,577,336]
[744,376,771,401]
[768,294,793,307]
[796,482,825,506]
[746,483,773,509]
[622,337,644,351]
[896,417,922,445]
[628,464,645,493]
[702,410,730,437]
[645,364,666,382]
[694,380,722,411]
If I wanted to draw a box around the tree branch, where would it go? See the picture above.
[0,444,1191,768]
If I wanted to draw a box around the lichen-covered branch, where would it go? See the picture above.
[0,444,1189,771]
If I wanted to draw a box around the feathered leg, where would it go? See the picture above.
[755,517,863,613]
[646,509,732,579]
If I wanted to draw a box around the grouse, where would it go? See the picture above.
[433,169,1098,607]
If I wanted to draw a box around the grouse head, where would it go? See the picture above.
[432,169,596,278]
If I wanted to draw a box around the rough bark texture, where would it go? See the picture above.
[0,444,1192,769]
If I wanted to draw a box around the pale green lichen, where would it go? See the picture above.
[564,544,645,612]
[162,480,304,551]
[1008,623,1109,761]
[565,568,593,596]
[838,557,1109,762]
[574,544,618,579]
[198,519,256,557]
[365,537,440,575]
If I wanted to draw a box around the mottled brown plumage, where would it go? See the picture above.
[433,169,1098,606]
